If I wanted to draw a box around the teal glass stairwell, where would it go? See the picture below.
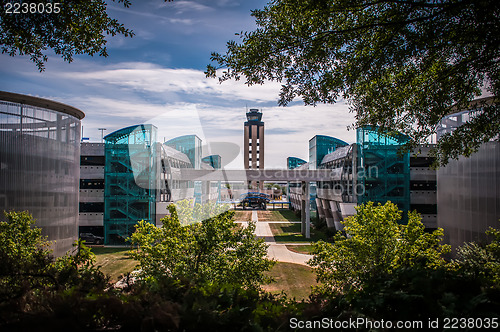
[104,124,158,245]
[357,126,410,221]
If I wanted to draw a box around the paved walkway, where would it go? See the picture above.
[251,211,313,266]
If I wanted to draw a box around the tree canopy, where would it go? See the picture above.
[207,0,500,166]
[1,209,498,329]
[0,211,109,325]
[0,1,173,71]
[308,201,450,293]
[129,203,274,288]
[453,226,500,286]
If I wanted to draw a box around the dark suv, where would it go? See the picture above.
[79,233,104,245]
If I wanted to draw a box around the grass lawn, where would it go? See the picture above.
[258,209,301,221]
[91,247,317,300]
[233,210,253,221]
[262,262,317,300]
[285,244,316,255]
[269,222,328,243]
[91,247,138,283]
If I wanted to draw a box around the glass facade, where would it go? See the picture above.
[104,124,158,245]
[202,154,222,169]
[309,135,348,170]
[308,135,349,216]
[164,135,202,169]
[287,156,307,170]
[0,92,83,257]
[246,109,263,122]
[356,126,410,219]
[165,135,203,203]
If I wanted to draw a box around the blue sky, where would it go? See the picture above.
[0,0,355,168]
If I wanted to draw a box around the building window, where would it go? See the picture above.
[79,202,104,213]
[81,156,105,166]
[410,181,437,191]
[80,179,105,189]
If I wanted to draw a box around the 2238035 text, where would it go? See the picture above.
[4,2,61,14]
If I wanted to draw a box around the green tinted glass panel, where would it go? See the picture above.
[357,126,410,222]
[103,124,157,245]
[309,135,349,169]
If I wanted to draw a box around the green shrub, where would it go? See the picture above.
[129,203,275,288]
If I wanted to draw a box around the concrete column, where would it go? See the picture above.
[301,190,305,233]
[329,200,344,231]
[259,125,264,191]
[301,181,310,238]
[251,125,258,189]
[251,124,257,169]
[258,125,264,168]
[202,181,210,203]
[315,198,325,221]
[286,181,291,211]
[322,199,334,228]
[56,114,62,141]
[243,126,249,168]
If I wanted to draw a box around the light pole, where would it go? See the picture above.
[98,128,107,143]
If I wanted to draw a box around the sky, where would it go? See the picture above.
[0,0,356,168]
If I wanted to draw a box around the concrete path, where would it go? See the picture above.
[260,221,302,223]
[251,211,313,266]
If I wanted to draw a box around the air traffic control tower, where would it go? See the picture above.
[244,109,264,189]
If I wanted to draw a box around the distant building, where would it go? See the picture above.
[308,135,348,170]
[79,143,105,238]
[0,91,84,257]
[99,126,223,244]
[291,127,437,231]
[103,125,160,244]
[355,126,411,217]
[165,134,209,204]
[202,154,222,169]
[306,135,349,216]
[244,109,265,189]
[287,157,307,170]
[436,97,500,252]
[164,134,202,169]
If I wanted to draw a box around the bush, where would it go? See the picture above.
[129,203,275,288]
[0,211,109,329]
[309,202,450,294]
[453,226,500,287]
[355,267,499,320]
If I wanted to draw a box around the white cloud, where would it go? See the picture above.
[168,18,194,25]
[54,62,283,103]
[2,56,355,169]
[172,1,214,13]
